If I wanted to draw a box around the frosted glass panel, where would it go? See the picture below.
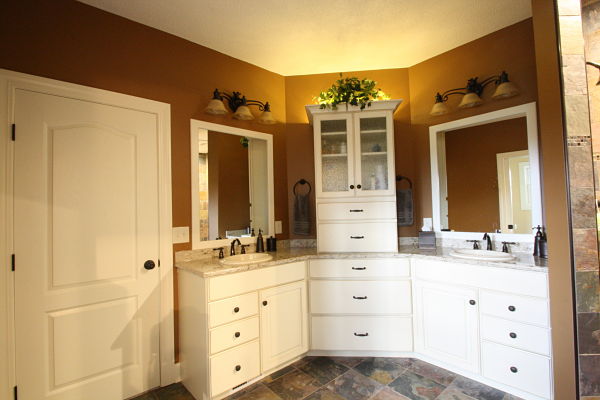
[360,117,388,191]
[320,119,349,192]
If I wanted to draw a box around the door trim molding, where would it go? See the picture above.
[0,68,177,399]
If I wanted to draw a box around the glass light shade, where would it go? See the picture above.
[233,105,254,120]
[257,110,276,125]
[204,98,227,115]
[430,101,450,116]
[492,81,519,99]
[458,92,483,109]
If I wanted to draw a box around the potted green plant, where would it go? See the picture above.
[314,74,389,110]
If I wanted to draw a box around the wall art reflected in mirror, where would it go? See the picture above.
[430,103,542,237]
[191,120,274,249]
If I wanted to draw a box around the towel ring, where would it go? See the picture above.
[396,175,413,189]
[293,179,312,195]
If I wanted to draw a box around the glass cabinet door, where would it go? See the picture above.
[315,115,353,197]
[354,112,395,196]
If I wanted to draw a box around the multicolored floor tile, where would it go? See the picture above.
[326,369,383,400]
[388,371,446,400]
[370,387,412,400]
[353,358,408,385]
[448,376,505,400]
[265,368,321,399]
[299,357,349,385]
[406,359,456,386]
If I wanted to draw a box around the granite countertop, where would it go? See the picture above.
[175,246,548,278]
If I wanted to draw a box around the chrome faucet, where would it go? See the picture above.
[482,233,492,250]
[230,238,241,256]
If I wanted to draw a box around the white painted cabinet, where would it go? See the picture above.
[414,281,480,373]
[307,101,402,252]
[259,280,308,371]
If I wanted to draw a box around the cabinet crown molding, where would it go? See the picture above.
[305,99,403,124]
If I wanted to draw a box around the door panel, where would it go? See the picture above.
[14,89,160,400]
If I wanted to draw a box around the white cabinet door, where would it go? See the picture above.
[259,281,308,371]
[414,281,480,373]
[353,111,396,197]
[314,114,355,198]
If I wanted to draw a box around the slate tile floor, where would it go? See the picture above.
[133,357,524,400]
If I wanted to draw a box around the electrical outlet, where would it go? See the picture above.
[275,221,283,234]
[172,226,190,244]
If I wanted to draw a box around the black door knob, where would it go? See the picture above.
[509,332,517,339]
[235,365,241,372]
[508,305,516,312]
[233,307,240,313]
[144,260,156,270]
[234,332,241,338]
[262,301,268,306]
[469,300,476,305]
[350,185,355,189]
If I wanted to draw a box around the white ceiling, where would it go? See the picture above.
[76,0,532,76]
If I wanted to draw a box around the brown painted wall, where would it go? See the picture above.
[284,69,413,237]
[0,0,290,252]
[532,0,577,398]
[445,118,528,232]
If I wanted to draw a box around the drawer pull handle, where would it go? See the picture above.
[349,209,364,212]
[508,305,516,312]
[352,267,367,270]
[234,332,241,338]
[233,307,240,313]
[354,332,369,337]
[235,365,241,372]
[357,184,362,189]
[469,300,476,305]
[510,366,518,373]
[509,332,517,339]
[350,236,365,239]
[353,296,368,300]
[350,185,355,189]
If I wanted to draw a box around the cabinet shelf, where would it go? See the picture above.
[360,129,387,135]
[321,131,347,136]
[361,152,387,156]
[322,153,348,158]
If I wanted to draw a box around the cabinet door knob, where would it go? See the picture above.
[509,332,517,339]
[510,366,518,373]
[234,332,241,338]
[508,305,516,312]
[235,365,241,372]
[356,184,362,189]
[233,307,240,313]
[262,301,268,306]
[349,185,355,189]
[354,332,369,337]
[469,300,476,305]
[353,295,368,300]
[144,260,156,270]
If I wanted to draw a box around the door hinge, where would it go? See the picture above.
[11,254,15,272]
[13,385,17,400]
[11,124,15,141]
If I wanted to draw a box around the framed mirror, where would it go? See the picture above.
[190,119,274,249]
[429,102,542,241]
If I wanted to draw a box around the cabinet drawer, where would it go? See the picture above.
[210,316,260,355]
[481,315,551,356]
[310,258,410,278]
[311,316,412,351]
[318,202,396,221]
[480,291,549,327]
[210,340,260,396]
[310,280,411,314]
[209,261,306,300]
[481,341,551,399]
[317,222,398,252]
[208,292,258,328]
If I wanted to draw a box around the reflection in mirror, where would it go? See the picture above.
[191,120,274,249]
[430,102,542,237]
[441,117,530,233]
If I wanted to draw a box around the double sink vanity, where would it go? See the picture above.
[181,101,552,400]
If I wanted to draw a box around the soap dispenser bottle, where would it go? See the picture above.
[533,225,543,256]
[256,229,265,253]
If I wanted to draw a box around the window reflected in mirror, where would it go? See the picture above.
[440,117,531,233]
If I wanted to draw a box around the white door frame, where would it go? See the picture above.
[0,69,178,400]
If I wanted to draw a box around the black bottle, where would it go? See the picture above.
[533,225,543,256]
[256,229,265,253]
[538,227,548,259]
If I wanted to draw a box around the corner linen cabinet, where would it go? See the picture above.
[306,100,402,252]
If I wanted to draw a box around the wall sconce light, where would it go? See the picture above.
[429,71,519,116]
[204,89,276,124]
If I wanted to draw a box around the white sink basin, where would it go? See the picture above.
[219,253,273,266]
[449,249,516,262]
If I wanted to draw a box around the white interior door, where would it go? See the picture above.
[13,89,161,400]
[497,150,531,234]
